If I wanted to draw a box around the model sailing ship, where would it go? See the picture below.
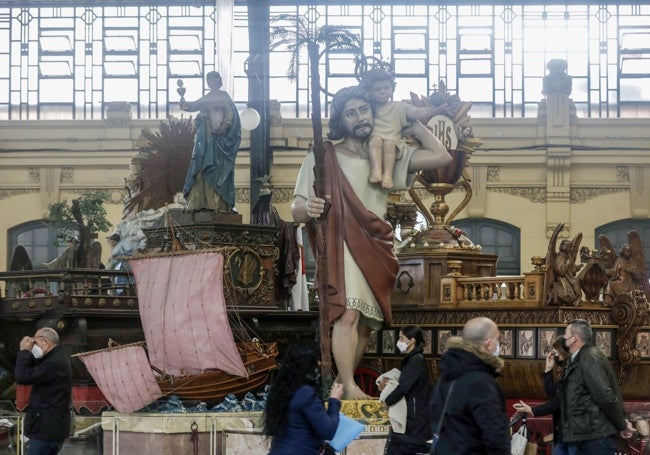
[75,244,278,413]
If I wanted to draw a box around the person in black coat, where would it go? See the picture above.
[15,327,73,455]
[556,319,634,452]
[513,336,571,454]
[379,325,432,455]
[429,317,510,455]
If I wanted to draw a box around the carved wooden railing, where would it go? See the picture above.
[0,269,137,317]
[440,272,544,308]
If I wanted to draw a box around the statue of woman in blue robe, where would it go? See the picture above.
[181,71,241,211]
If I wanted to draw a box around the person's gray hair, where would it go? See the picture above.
[462,317,497,345]
[39,327,59,345]
[568,319,593,345]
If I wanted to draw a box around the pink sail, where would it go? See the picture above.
[130,252,247,377]
[77,343,162,414]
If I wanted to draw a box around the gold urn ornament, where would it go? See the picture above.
[399,81,483,252]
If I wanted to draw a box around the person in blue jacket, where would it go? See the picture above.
[263,341,344,455]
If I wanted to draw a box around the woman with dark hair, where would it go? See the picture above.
[513,336,573,455]
[378,325,432,455]
[263,341,344,455]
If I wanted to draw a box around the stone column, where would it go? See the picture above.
[539,59,576,238]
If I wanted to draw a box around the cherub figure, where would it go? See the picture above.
[544,223,583,306]
[600,231,649,306]
[359,68,447,189]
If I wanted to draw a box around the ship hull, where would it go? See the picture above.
[156,341,279,404]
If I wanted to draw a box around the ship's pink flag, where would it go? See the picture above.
[78,343,162,413]
[130,252,247,377]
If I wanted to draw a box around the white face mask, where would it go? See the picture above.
[396,340,409,353]
[492,342,500,357]
[32,344,43,359]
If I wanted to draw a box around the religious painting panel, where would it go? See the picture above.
[499,329,514,358]
[594,329,613,359]
[517,328,536,359]
[636,331,650,359]
[538,328,558,359]
[436,329,454,356]
[366,330,378,355]
[422,329,433,355]
[382,329,396,355]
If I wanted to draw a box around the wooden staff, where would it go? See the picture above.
[307,41,332,387]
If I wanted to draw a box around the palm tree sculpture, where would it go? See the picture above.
[270,14,362,385]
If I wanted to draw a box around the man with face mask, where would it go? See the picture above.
[429,317,510,454]
[15,327,73,455]
[558,319,635,454]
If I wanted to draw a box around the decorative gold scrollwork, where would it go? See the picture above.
[612,291,650,370]
[224,247,265,299]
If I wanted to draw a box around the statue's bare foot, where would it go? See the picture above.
[369,169,382,183]
[342,382,372,400]
[382,177,394,189]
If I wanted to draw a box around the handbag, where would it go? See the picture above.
[430,381,456,454]
[510,423,528,455]
[326,413,364,452]
[524,441,538,455]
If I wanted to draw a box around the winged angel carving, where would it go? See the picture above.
[599,231,650,306]
[544,223,583,306]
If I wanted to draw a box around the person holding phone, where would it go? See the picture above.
[513,336,570,455]
[15,327,73,455]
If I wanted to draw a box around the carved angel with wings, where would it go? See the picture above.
[544,223,583,306]
[599,231,650,306]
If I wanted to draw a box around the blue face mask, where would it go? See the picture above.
[493,342,500,357]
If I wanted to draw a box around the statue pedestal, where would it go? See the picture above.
[392,249,499,307]
[101,403,389,455]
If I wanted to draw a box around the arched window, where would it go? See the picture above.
[452,218,521,275]
[596,219,650,271]
[7,220,71,269]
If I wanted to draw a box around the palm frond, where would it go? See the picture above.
[271,17,362,82]
[269,27,297,50]
[315,26,361,52]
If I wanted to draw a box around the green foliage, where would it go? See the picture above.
[47,191,113,241]
[270,15,362,81]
